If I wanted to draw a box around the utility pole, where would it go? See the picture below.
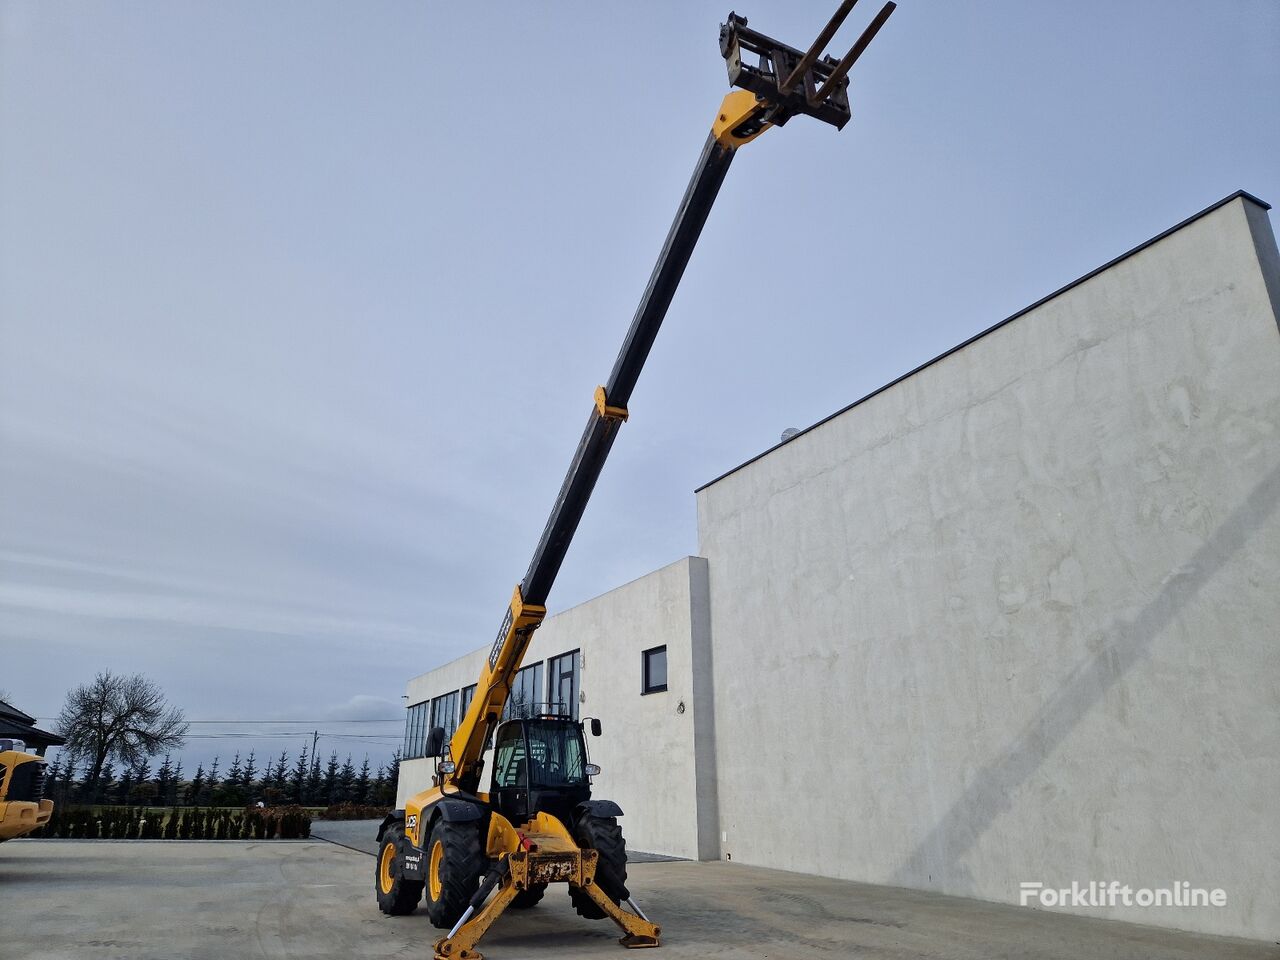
[310,730,319,777]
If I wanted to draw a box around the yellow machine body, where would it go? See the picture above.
[0,750,54,843]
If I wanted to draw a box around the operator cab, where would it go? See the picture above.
[490,715,599,826]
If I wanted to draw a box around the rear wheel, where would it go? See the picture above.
[375,822,423,915]
[510,883,546,909]
[569,814,628,919]
[423,818,485,929]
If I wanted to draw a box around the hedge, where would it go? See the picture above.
[317,802,392,821]
[33,805,312,840]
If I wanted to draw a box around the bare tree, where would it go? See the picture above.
[55,671,188,786]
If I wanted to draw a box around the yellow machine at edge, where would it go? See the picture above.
[0,741,54,843]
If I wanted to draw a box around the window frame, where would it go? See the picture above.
[403,700,430,759]
[459,684,477,724]
[430,690,460,743]
[641,645,668,695]
[503,661,545,720]
[546,649,580,720]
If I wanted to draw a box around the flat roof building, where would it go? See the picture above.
[401,192,1280,942]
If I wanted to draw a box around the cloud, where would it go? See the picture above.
[324,695,402,722]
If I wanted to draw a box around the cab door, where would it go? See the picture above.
[491,722,530,824]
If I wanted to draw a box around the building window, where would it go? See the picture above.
[547,650,579,720]
[642,646,667,694]
[459,684,476,724]
[403,701,430,759]
[503,662,544,720]
[430,690,460,742]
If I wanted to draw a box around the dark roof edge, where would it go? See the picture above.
[695,189,1271,494]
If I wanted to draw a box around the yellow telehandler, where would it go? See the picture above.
[375,4,895,958]
[0,740,54,842]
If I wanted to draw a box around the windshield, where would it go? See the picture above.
[493,720,587,789]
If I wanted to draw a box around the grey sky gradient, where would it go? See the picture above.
[3,1,1277,773]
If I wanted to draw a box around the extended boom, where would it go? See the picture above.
[374,7,897,958]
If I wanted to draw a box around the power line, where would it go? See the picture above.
[182,733,403,740]
[35,717,404,724]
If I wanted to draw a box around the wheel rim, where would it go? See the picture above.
[378,842,396,894]
[428,838,444,901]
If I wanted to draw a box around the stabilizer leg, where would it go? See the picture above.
[433,856,521,960]
[573,879,661,949]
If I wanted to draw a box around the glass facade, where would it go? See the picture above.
[547,650,579,719]
[459,684,476,724]
[430,690,460,741]
[403,700,430,759]
[503,661,544,720]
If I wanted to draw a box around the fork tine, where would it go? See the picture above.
[811,1,896,104]
[780,0,860,93]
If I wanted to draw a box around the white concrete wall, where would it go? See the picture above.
[695,196,1280,940]
[398,557,714,861]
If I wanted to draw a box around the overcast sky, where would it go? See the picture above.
[2,1,1277,774]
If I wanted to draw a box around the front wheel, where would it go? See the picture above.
[423,818,485,928]
[375,822,423,915]
[569,814,628,919]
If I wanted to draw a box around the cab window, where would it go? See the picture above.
[525,720,586,787]
[493,724,527,789]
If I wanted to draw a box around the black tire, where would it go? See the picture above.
[510,883,546,909]
[569,814,628,920]
[375,822,424,916]
[423,818,485,929]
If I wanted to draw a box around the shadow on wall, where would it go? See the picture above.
[892,462,1280,886]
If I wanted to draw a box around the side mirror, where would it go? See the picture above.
[590,718,602,737]
[425,726,446,758]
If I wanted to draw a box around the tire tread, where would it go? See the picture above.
[424,818,485,929]
[569,814,628,920]
[375,822,424,916]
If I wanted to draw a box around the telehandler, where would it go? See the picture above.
[375,4,895,957]
[0,740,54,842]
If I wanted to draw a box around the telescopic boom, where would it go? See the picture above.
[448,2,896,793]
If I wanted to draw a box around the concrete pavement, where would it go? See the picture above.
[4,840,1274,960]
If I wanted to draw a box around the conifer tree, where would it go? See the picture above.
[155,754,175,805]
[355,756,371,804]
[242,750,259,794]
[269,751,289,790]
[289,746,309,803]
[188,763,206,806]
[96,760,116,805]
[114,762,135,806]
[337,754,356,804]
[206,756,221,805]
[321,752,340,806]
[130,758,155,806]
[305,750,324,805]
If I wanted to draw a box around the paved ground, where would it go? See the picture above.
[5,840,1274,960]
[311,819,680,862]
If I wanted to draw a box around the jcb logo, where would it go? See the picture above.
[406,814,417,830]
